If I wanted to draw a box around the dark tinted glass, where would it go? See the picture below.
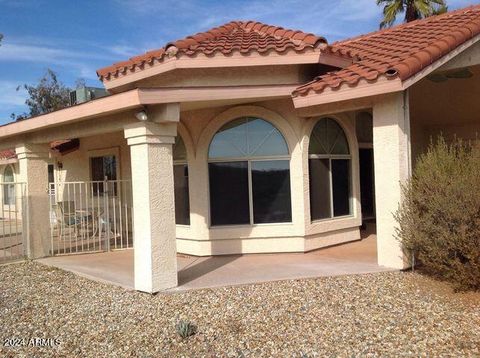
[173,136,187,161]
[252,160,291,223]
[332,159,351,217]
[209,117,289,158]
[309,159,331,220]
[48,164,55,183]
[90,157,104,194]
[174,164,190,225]
[309,118,350,155]
[90,156,116,194]
[359,149,375,217]
[209,118,248,158]
[209,161,249,226]
[103,156,117,180]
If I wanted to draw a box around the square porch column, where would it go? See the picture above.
[124,121,178,293]
[15,143,51,259]
[372,92,411,269]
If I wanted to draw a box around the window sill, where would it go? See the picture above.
[311,214,355,224]
[209,222,294,230]
[307,215,361,236]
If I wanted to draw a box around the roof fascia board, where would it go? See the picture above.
[103,50,352,91]
[0,84,299,141]
[0,89,142,140]
[293,77,403,108]
[296,96,377,118]
[440,41,480,71]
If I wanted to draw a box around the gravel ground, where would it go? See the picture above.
[0,262,479,357]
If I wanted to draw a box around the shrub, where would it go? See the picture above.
[395,136,480,291]
[175,320,197,339]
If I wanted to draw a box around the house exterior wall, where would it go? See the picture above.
[409,64,480,161]
[53,131,131,183]
[174,99,361,255]
[50,98,362,256]
[126,65,315,90]
[0,162,22,217]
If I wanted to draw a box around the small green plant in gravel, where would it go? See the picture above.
[175,320,197,339]
[395,136,480,291]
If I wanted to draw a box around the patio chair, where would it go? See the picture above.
[53,201,80,240]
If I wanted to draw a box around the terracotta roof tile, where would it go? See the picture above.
[97,21,329,81]
[0,149,16,160]
[293,5,480,97]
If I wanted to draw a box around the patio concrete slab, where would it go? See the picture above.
[38,229,395,292]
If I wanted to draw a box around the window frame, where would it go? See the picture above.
[207,117,292,227]
[173,136,191,227]
[308,118,353,223]
[87,147,121,197]
[3,165,15,206]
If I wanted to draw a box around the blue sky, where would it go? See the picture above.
[0,0,476,124]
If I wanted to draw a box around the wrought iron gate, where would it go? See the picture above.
[49,180,133,255]
[0,182,27,263]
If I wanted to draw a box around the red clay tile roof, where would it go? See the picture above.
[293,5,480,97]
[0,149,16,160]
[97,21,329,81]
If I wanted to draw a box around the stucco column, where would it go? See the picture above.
[15,143,51,259]
[372,92,410,269]
[124,121,178,293]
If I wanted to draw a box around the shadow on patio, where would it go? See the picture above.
[37,223,394,293]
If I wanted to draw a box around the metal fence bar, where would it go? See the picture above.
[0,182,26,264]
[48,180,133,256]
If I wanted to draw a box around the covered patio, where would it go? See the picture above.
[1,7,479,294]
[37,224,392,292]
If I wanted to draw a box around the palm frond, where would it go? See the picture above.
[380,0,404,28]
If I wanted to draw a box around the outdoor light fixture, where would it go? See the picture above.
[135,109,148,121]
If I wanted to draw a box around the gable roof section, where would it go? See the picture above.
[293,5,480,99]
[97,21,350,83]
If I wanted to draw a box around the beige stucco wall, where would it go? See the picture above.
[130,65,316,89]
[174,99,361,255]
[49,97,362,255]
[409,65,480,161]
[53,131,131,183]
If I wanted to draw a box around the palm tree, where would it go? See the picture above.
[377,0,448,28]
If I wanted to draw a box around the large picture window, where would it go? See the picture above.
[173,136,190,225]
[309,118,352,221]
[3,165,15,206]
[208,117,291,226]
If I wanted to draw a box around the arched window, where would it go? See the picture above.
[3,165,15,206]
[208,117,291,225]
[173,136,190,225]
[309,118,351,220]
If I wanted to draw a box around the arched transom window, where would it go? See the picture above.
[3,165,15,206]
[208,117,291,226]
[173,136,190,225]
[309,118,351,220]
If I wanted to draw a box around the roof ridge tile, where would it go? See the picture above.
[97,20,330,81]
